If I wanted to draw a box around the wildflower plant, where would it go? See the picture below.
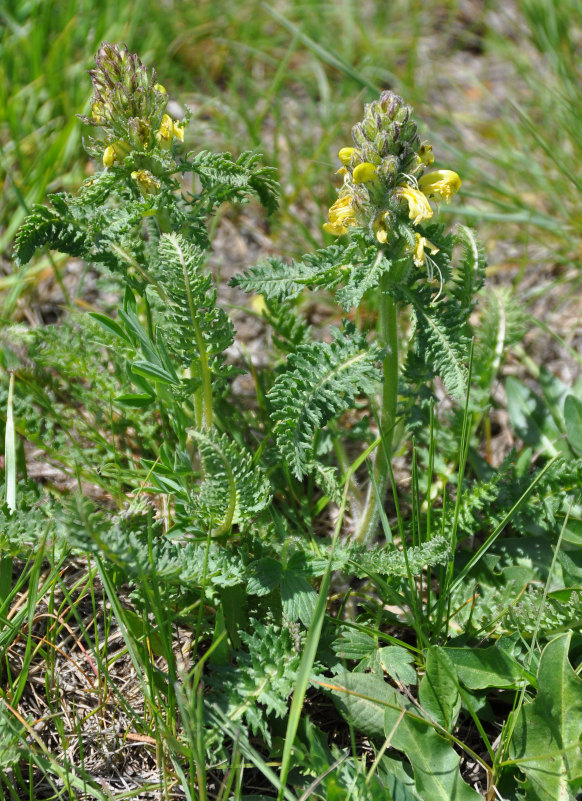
[7,43,582,801]
[235,90,480,543]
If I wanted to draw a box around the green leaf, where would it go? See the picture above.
[88,312,132,344]
[505,376,566,456]
[247,558,284,596]
[280,568,317,627]
[189,429,272,534]
[540,365,571,427]
[114,393,155,408]
[328,671,399,739]
[383,703,482,801]
[509,633,582,801]
[378,646,418,686]
[269,322,382,478]
[445,645,526,689]
[419,647,460,731]
[132,360,179,385]
[564,395,582,456]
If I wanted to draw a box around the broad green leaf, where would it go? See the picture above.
[505,376,566,456]
[384,705,482,801]
[328,671,399,739]
[334,629,377,661]
[280,568,317,628]
[539,365,570,428]
[564,394,582,456]
[379,645,418,686]
[419,647,460,731]
[445,645,526,689]
[508,633,582,801]
[561,517,582,546]
[247,557,283,595]
[377,755,423,801]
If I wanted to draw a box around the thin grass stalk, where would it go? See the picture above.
[5,371,16,513]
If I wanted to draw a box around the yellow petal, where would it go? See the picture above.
[352,162,377,184]
[323,221,348,236]
[418,142,434,166]
[156,114,174,149]
[419,170,461,202]
[399,185,433,225]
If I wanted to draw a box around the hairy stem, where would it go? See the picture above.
[355,271,398,544]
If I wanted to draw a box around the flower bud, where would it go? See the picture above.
[338,147,355,165]
[103,145,116,167]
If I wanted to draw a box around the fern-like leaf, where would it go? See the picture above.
[452,224,487,307]
[185,150,279,214]
[398,284,469,400]
[189,429,272,534]
[154,233,235,384]
[14,198,88,266]
[269,323,382,478]
[231,242,369,302]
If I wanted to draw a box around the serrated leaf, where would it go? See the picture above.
[269,323,382,478]
[419,647,461,731]
[280,568,317,627]
[334,630,377,661]
[564,395,582,456]
[247,558,283,596]
[508,633,582,801]
[445,645,526,689]
[378,645,417,685]
[189,429,272,534]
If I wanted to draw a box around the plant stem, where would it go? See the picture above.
[355,271,398,544]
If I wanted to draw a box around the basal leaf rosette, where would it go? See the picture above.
[324,91,461,271]
[79,42,185,177]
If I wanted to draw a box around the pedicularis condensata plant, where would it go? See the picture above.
[15,42,484,545]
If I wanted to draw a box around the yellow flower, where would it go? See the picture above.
[398,185,433,225]
[413,233,439,267]
[154,83,166,94]
[131,169,161,196]
[419,170,461,202]
[323,194,357,236]
[418,142,434,166]
[373,212,390,244]
[352,162,378,184]
[103,145,117,167]
[156,113,184,149]
[338,147,355,165]
[92,101,105,123]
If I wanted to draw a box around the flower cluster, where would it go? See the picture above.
[324,91,460,267]
[79,43,184,170]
